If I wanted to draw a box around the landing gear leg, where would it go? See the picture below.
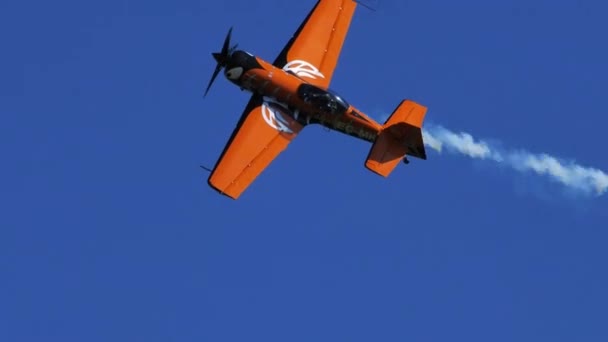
[403,157,410,165]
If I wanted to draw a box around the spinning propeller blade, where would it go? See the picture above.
[204,27,234,97]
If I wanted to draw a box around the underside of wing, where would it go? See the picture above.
[273,0,357,88]
[208,95,304,199]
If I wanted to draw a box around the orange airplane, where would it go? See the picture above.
[204,0,428,199]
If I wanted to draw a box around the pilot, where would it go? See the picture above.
[302,90,339,113]
[315,93,337,113]
[326,97,338,113]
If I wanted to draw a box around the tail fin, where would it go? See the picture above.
[365,100,428,177]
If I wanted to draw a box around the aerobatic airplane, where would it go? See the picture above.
[204,0,428,199]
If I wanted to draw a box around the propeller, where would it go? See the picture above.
[204,27,238,97]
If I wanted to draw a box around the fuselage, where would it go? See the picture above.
[223,50,382,142]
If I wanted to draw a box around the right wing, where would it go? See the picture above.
[272,0,358,88]
[208,95,304,199]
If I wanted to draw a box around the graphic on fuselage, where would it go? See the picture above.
[261,96,296,134]
[261,60,323,132]
[282,60,325,80]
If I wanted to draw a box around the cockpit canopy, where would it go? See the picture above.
[296,84,350,114]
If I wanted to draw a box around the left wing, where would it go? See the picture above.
[208,95,304,199]
[273,0,357,88]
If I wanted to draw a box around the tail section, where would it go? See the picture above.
[365,100,428,177]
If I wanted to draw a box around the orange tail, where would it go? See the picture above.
[365,100,428,177]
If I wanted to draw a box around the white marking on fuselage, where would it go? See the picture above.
[282,60,325,80]
[261,97,294,134]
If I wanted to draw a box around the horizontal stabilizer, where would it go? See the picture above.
[365,100,428,177]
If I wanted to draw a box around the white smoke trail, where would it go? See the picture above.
[422,124,608,196]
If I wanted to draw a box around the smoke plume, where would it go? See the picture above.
[421,124,608,196]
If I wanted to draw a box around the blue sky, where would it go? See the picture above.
[1,0,607,341]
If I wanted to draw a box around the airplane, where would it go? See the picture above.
[203,0,428,200]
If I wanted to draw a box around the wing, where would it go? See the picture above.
[208,95,304,199]
[273,0,357,88]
